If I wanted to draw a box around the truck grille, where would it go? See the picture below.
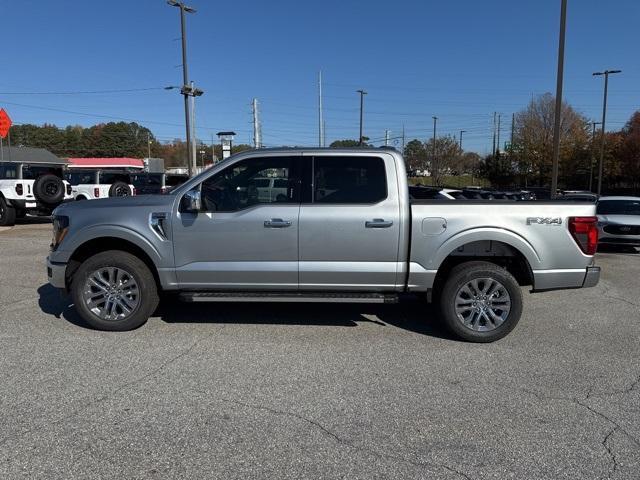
[603,225,640,235]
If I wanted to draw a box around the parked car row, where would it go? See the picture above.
[409,185,536,201]
[0,159,190,226]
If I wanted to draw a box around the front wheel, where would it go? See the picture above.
[71,250,159,331]
[439,261,523,342]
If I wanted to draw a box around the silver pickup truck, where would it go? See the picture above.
[47,148,600,342]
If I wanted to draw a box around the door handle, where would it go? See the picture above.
[365,218,393,228]
[264,218,292,228]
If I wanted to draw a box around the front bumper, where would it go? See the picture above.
[8,197,74,214]
[47,257,67,289]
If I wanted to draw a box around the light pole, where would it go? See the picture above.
[593,69,621,196]
[588,121,601,192]
[432,116,438,185]
[550,0,568,198]
[357,89,367,145]
[459,130,466,151]
[165,84,203,174]
[167,0,197,176]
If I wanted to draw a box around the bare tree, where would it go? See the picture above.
[514,93,589,186]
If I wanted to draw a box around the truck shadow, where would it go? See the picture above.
[37,284,87,328]
[37,284,454,340]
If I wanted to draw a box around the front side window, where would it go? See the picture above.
[313,156,387,204]
[200,156,297,212]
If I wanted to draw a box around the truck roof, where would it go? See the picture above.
[236,147,401,156]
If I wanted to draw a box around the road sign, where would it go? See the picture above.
[0,109,11,138]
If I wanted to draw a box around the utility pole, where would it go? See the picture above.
[384,129,390,146]
[593,69,622,196]
[211,133,216,164]
[252,98,261,148]
[550,0,567,198]
[432,116,438,185]
[459,130,466,151]
[189,80,197,172]
[401,124,406,152]
[357,89,367,145]
[318,71,324,147]
[323,120,326,148]
[146,132,151,159]
[496,114,501,155]
[510,113,515,151]
[588,121,601,192]
[167,0,197,176]
[492,112,497,156]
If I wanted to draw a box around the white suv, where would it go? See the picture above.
[0,162,73,226]
[66,169,135,200]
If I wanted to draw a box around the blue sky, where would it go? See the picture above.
[1,0,638,154]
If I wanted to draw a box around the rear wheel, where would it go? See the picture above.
[71,250,159,331]
[439,261,523,342]
[0,197,16,226]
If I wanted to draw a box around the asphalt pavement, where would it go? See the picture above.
[1,220,639,479]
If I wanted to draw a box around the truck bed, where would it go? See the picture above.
[406,200,597,292]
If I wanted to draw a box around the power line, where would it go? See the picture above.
[0,87,167,95]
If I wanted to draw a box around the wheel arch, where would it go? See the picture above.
[65,237,161,291]
[425,229,539,298]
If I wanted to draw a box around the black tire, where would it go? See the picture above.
[75,195,87,201]
[0,197,16,227]
[71,250,159,331]
[108,181,131,197]
[439,261,523,343]
[33,174,65,206]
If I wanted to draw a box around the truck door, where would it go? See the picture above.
[298,154,401,291]
[172,155,301,290]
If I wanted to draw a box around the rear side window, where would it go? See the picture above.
[0,164,17,179]
[313,156,387,204]
[67,171,96,185]
[165,175,187,187]
[22,165,63,180]
[99,172,131,184]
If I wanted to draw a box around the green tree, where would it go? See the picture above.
[403,139,427,172]
[330,139,363,148]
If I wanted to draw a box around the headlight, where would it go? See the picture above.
[51,215,69,251]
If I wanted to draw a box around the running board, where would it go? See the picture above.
[179,291,398,304]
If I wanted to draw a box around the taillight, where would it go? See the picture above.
[15,183,23,195]
[66,184,72,195]
[94,187,100,198]
[132,187,137,196]
[568,216,598,255]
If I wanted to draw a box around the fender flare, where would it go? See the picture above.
[61,224,162,265]
[430,227,542,272]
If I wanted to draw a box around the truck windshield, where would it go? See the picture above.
[597,200,640,216]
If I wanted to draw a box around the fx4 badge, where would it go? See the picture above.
[526,217,563,226]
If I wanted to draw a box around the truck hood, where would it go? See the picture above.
[598,214,640,226]
[54,194,175,215]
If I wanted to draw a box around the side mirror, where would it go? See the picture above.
[181,188,201,213]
